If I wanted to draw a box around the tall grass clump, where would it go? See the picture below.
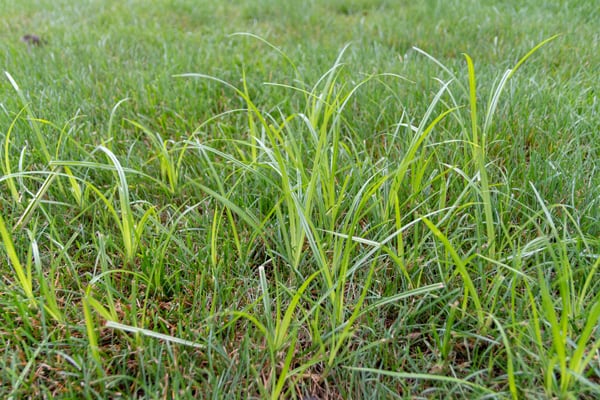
[175,37,453,396]
[172,34,599,398]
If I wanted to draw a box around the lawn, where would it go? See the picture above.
[1,0,599,398]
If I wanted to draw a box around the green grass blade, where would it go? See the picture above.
[271,334,297,400]
[0,212,33,300]
[105,321,206,349]
[4,71,51,163]
[345,367,496,395]
[464,53,496,257]
[422,217,484,325]
[2,107,27,203]
[14,167,60,230]
[490,314,518,399]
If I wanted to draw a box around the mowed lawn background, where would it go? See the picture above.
[1,0,599,398]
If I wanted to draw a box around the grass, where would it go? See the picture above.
[1,0,599,398]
